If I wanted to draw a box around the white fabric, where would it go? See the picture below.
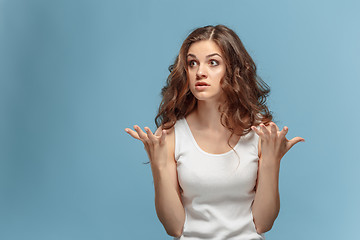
[173,117,265,240]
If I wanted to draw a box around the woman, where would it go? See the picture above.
[125,25,304,239]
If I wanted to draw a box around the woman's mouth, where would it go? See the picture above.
[195,85,209,91]
[195,82,210,91]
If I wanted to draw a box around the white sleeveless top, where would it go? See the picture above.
[174,117,265,240]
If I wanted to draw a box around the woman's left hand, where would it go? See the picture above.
[251,122,305,166]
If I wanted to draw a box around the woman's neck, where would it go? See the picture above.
[192,100,225,133]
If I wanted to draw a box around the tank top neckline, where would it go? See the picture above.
[182,117,242,157]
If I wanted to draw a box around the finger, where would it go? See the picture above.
[134,125,148,140]
[279,126,288,139]
[124,128,141,140]
[154,126,162,136]
[144,127,157,142]
[251,126,265,139]
[287,136,305,150]
[273,122,279,132]
[159,129,166,145]
[270,122,277,139]
[260,123,270,137]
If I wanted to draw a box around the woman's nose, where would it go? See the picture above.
[196,65,207,79]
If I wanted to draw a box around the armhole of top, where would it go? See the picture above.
[255,125,261,159]
[174,120,179,162]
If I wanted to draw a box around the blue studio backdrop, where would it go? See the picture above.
[1,0,359,239]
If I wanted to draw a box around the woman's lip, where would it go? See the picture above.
[195,85,209,90]
[195,82,210,87]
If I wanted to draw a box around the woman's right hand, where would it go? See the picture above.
[125,125,168,169]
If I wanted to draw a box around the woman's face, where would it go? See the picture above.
[186,40,226,103]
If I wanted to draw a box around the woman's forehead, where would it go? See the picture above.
[187,40,223,58]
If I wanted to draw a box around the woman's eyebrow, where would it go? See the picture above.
[187,53,222,59]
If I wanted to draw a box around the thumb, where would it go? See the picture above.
[287,137,305,150]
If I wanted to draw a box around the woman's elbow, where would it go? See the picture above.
[165,227,184,238]
[255,224,273,234]
[167,227,183,238]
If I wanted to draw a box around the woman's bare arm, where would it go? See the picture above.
[251,139,280,234]
[251,122,304,234]
[151,126,185,237]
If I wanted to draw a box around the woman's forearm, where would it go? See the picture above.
[152,164,185,237]
[251,160,280,234]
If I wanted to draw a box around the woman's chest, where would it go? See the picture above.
[191,131,241,155]
[177,150,259,198]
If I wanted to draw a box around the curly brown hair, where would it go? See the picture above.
[152,24,273,163]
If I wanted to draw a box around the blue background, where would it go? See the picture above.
[1,0,359,239]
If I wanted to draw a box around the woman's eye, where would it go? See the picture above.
[188,60,197,67]
[210,60,219,66]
